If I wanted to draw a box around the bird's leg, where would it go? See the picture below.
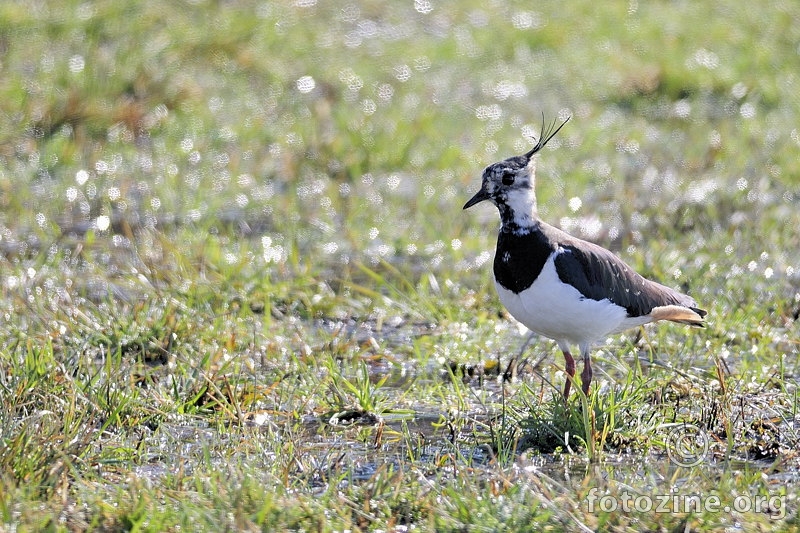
[562,350,576,400]
[580,352,592,397]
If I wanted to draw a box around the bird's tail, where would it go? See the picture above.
[649,305,707,327]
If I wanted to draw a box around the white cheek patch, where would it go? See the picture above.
[504,186,538,226]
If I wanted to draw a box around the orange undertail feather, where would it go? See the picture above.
[649,305,707,327]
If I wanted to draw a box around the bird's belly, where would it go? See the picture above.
[494,257,640,344]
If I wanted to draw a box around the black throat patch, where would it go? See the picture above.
[493,226,555,293]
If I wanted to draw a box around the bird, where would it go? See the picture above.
[463,115,707,400]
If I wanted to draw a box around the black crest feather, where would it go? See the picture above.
[524,114,571,160]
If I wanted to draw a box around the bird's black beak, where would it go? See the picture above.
[463,187,491,209]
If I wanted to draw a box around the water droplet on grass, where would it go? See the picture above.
[296,75,316,93]
[95,215,110,231]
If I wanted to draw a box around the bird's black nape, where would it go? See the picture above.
[524,114,571,160]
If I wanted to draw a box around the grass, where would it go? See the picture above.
[1,0,799,530]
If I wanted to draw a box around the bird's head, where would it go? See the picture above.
[463,115,570,229]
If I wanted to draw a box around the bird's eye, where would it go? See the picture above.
[502,173,515,186]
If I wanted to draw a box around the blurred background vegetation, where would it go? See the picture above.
[2,1,798,305]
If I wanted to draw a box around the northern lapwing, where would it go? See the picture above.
[463,116,707,399]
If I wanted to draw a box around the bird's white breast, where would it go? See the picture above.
[494,252,651,345]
